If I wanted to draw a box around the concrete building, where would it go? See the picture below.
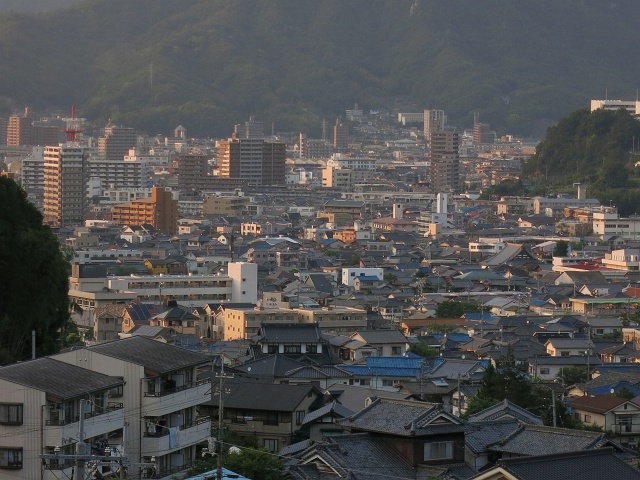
[54,337,212,478]
[87,157,153,191]
[294,306,368,334]
[593,212,640,240]
[601,248,640,271]
[333,119,349,151]
[234,116,264,139]
[430,129,460,193]
[174,153,212,190]
[43,145,91,228]
[590,99,640,116]
[98,125,137,161]
[111,187,178,234]
[6,108,32,146]
[0,357,125,480]
[202,193,248,216]
[341,267,384,287]
[20,146,45,208]
[423,109,446,146]
[223,306,299,340]
[299,133,333,158]
[218,135,286,185]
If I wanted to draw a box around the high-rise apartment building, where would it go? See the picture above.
[0,118,7,145]
[111,186,177,234]
[218,134,285,185]
[429,129,460,194]
[98,125,136,161]
[43,145,90,227]
[424,109,446,146]
[299,133,333,158]
[20,146,45,209]
[6,108,33,147]
[333,119,349,151]
[234,116,264,139]
[174,153,211,190]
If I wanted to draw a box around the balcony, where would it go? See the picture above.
[142,378,211,417]
[612,420,640,435]
[142,417,211,456]
[44,403,124,446]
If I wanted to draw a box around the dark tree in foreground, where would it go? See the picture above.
[0,178,70,364]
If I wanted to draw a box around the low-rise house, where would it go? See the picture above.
[338,355,424,390]
[207,379,324,452]
[528,354,601,381]
[300,401,354,441]
[346,329,410,358]
[472,448,640,480]
[545,338,595,357]
[569,395,640,447]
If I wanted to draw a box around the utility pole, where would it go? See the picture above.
[74,399,87,480]
[217,359,233,480]
[551,387,557,428]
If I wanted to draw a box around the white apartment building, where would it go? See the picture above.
[87,157,153,190]
[0,357,125,480]
[106,262,258,307]
[341,267,384,287]
[326,154,378,170]
[590,99,640,116]
[601,248,640,271]
[55,337,212,479]
[124,148,171,167]
[593,212,640,240]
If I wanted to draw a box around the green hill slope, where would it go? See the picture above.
[1,0,639,136]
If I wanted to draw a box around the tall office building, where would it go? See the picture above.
[0,118,7,145]
[218,134,285,185]
[98,125,137,161]
[6,108,33,147]
[423,109,446,146]
[333,119,349,151]
[429,129,460,194]
[43,145,90,227]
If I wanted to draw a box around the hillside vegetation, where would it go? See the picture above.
[523,107,640,215]
[1,0,640,136]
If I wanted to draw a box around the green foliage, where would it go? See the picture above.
[435,301,480,318]
[410,342,438,358]
[223,447,284,480]
[479,179,525,200]
[2,1,640,136]
[616,386,635,400]
[0,178,71,364]
[523,107,640,215]
[425,323,458,334]
[556,367,588,386]
[553,240,569,257]
[383,273,398,283]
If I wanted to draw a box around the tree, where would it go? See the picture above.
[556,367,588,386]
[383,273,398,283]
[553,240,569,257]
[223,447,284,480]
[435,301,480,318]
[0,178,71,364]
[410,342,439,358]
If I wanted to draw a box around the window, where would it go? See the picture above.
[391,346,401,355]
[0,448,22,469]
[584,414,591,423]
[540,368,550,375]
[264,412,279,426]
[424,441,454,461]
[263,439,278,452]
[560,351,570,357]
[0,405,22,425]
[295,410,306,425]
[284,344,301,354]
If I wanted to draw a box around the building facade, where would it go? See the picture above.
[111,187,178,234]
[430,129,460,193]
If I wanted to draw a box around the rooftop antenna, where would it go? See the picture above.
[61,105,84,145]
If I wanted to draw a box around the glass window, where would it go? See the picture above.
[0,448,22,469]
[0,404,22,425]
[263,439,278,452]
[296,410,306,425]
[424,441,454,461]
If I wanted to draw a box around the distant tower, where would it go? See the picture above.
[234,116,264,139]
[174,125,186,140]
[333,119,349,151]
[429,129,460,193]
[43,106,89,228]
[423,109,446,147]
[98,124,136,161]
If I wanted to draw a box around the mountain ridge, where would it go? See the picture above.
[1,0,639,137]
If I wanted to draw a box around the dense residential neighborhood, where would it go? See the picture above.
[3,104,640,479]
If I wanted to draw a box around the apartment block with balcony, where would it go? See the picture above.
[0,358,125,480]
[54,336,212,479]
[569,395,640,448]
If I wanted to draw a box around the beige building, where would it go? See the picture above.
[223,306,299,340]
[294,306,368,334]
[43,145,91,228]
[202,194,248,216]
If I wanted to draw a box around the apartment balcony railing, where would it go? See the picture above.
[144,378,209,398]
[45,403,124,426]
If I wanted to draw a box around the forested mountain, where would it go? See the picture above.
[1,0,639,137]
[523,108,640,215]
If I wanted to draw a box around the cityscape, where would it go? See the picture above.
[3,2,640,480]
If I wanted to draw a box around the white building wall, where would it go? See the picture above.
[228,262,258,304]
[341,267,384,286]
